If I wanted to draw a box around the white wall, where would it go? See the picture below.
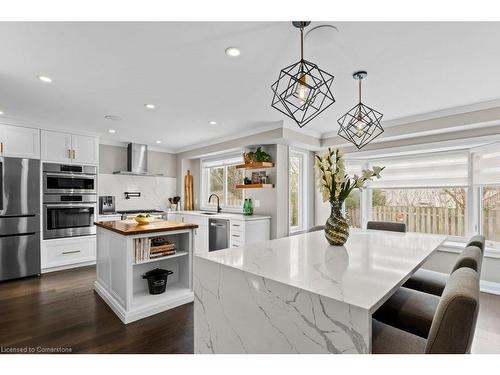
[98,174,176,212]
[98,144,177,211]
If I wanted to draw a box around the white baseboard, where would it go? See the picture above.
[41,261,96,274]
[480,280,500,295]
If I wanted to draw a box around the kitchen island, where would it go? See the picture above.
[194,230,446,353]
[94,219,198,324]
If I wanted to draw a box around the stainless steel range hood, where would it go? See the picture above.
[113,143,163,176]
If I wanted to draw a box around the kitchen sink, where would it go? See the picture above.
[200,212,218,215]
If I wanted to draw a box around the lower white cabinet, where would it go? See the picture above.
[168,212,270,254]
[42,236,96,271]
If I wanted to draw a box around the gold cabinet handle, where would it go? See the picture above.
[68,149,72,159]
[0,142,3,154]
[72,149,76,159]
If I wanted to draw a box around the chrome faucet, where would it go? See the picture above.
[208,194,221,213]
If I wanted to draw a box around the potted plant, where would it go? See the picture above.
[315,148,384,246]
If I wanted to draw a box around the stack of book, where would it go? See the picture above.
[134,238,151,263]
[150,243,176,258]
[149,236,176,258]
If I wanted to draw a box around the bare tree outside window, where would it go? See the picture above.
[208,167,224,204]
[227,165,244,207]
[482,186,500,242]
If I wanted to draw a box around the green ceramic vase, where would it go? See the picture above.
[324,201,349,246]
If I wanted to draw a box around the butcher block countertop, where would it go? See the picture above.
[95,219,198,236]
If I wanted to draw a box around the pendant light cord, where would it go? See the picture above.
[358,78,362,103]
[300,27,304,61]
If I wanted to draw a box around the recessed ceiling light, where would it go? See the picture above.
[0,110,4,115]
[225,47,240,57]
[156,140,162,144]
[104,115,122,121]
[108,129,116,134]
[209,121,217,125]
[144,104,155,109]
[37,75,52,83]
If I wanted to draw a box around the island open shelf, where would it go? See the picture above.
[94,220,197,324]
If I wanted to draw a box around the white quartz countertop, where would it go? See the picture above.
[195,230,446,312]
[173,210,271,221]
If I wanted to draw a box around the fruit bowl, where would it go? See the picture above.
[134,214,152,225]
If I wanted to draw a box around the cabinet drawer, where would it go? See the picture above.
[42,237,96,269]
[230,241,243,248]
[230,221,245,231]
[230,231,245,242]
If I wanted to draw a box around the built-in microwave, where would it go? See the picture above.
[43,163,97,195]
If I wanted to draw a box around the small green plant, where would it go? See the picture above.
[246,147,271,163]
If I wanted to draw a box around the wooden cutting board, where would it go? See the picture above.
[184,170,194,210]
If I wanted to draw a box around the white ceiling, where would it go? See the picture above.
[1,22,500,152]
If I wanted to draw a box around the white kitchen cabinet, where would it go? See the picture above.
[179,214,209,254]
[42,236,96,272]
[41,130,99,164]
[72,134,99,164]
[41,130,72,162]
[168,212,270,254]
[0,124,40,159]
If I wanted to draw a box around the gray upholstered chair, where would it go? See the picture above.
[375,246,481,337]
[308,225,324,233]
[366,221,407,232]
[404,237,484,297]
[372,267,480,354]
[467,235,485,253]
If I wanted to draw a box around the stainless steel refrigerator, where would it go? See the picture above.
[0,156,41,281]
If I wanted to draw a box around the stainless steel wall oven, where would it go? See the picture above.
[42,163,97,239]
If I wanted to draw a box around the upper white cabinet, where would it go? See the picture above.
[0,124,40,159]
[41,130,99,164]
[72,134,99,164]
[41,130,72,162]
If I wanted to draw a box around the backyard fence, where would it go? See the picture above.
[347,205,500,239]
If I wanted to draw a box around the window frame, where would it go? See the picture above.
[200,153,244,212]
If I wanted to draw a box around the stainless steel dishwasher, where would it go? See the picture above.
[208,218,230,251]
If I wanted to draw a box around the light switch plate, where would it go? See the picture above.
[254,200,260,208]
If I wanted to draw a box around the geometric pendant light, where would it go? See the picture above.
[271,21,335,128]
[337,71,384,149]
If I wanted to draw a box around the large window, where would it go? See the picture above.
[202,155,244,210]
[345,190,361,228]
[289,149,308,232]
[371,188,466,236]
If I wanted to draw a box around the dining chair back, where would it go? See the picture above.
[425,267,480,353]
[366,221,407,233]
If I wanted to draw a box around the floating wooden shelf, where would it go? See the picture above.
[235,162,274,170]
[236,184,274,189]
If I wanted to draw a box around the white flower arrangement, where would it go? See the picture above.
[315,148,384,203]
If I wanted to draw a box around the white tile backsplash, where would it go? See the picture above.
[98,174,177,211]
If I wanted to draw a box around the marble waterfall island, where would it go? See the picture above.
[194,230,446,353]
[94,219,198,324]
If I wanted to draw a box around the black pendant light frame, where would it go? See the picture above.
[337,71,384,149]
[271,22,335,128]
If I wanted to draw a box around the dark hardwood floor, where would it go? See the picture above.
[0,265,499,354]
[0,266,193,354]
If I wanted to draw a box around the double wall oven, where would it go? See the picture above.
[43,163,97,239]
